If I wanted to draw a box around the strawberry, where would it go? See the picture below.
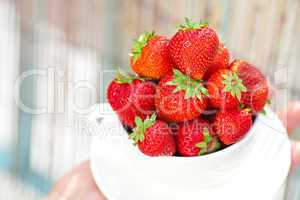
[129,114,176,156]
[207,69,247,110]
[169,18,219,80]
[214,109,252,145]
[155,69,208,122]
[203,43,230,80]
[230,60,269,113]
[177,118,221,156]
[130,31,173,80]
[107,70,156,128]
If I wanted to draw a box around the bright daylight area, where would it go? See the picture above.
[0,0,299,199]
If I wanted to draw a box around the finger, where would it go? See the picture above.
[291,141,300,169]
[44,161,107,200]
[277,101,300,135]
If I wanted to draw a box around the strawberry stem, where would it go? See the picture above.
[115,68,145,84]
[115,68,136,84]
[221,71,247,101]
[131,31,155,63]
[178,17,209,30]
[166,69,208,101]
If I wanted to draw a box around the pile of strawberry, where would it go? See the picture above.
[107,18,269,157]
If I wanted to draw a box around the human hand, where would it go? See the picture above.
[44,161,107,200]
[278,101,300,169]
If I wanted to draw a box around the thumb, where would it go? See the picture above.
[277,101,300,169]
[291,141,300,170]
[277,101,300,135]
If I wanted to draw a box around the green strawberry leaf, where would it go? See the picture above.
[179,17,209,30]
[221,71,247,101]
[203,127,212,144]
[115,68,145,84]
[135,117,143,127]
[115,68,136,84]
[195,142,207,148]
[166,69,209,101]
[149,113,156,122]
[129,114,157,145]
[236,90,241,101]
[195,142,207,155]
[131,31,155,63]
[260,100,271,116]
[195,127,213,156]
[261,108,267,116]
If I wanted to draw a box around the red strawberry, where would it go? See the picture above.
[129,114,176,156]
[130,31,173,80]
[214,109,252,145]
[203,43,230,80]
[177,118,221,156]
[107,70,156,127]
[169,18,219,80]
[155,69,208,122]
[230,60,269,113]
[207,69,247,110]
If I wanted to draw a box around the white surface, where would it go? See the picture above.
[90,105,291,200]
[0,1,19,150]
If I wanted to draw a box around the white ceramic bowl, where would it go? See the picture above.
[89,104,291,200]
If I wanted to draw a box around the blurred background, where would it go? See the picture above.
[0,0,299,199]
